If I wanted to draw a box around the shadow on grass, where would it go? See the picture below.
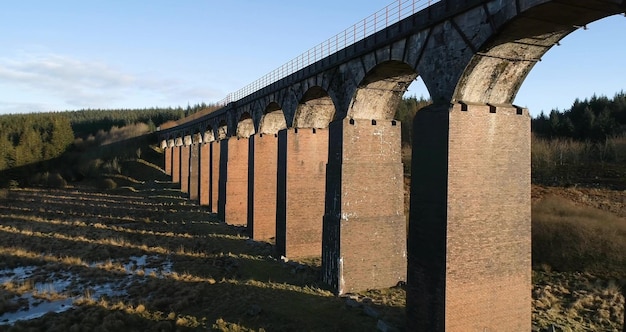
[0,185,407,331]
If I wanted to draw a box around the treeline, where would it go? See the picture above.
[64,102,222,138]
[0,113,74,171]
[532,91,626,141]
[0,102,222,173]
[393,95,432,145]
[394,92,626,146]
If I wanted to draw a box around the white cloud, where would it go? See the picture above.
[0,52,224,113]
[0,54,132,90]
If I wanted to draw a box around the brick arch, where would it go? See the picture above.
[349,60,417,120]
[259,102,287,134]
[293,86,336,128]
[236,112,255,138]
[453,0,625,105]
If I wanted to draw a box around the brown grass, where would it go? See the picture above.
[533,271,624,331]
[532,195,626,277]
[0,186,393,331]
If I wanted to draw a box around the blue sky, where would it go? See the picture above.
[1,1,624,117]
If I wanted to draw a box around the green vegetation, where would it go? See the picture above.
[0,113,74,171]
[62,102,220,139]
[393,95,431,145]
[0,103,221,188]
[532,91,626,141]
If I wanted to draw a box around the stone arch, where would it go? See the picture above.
[454,1,625,105]
[293,86,336,128]
[236,112,255,138]
[183,134,192,146]
[192,130,203,144]
[174,136,184,146]
[203,125,215,143]
[349,60,417,120]
[217,120,228,140]
[259,102,287,134]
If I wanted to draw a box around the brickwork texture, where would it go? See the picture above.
[249,134,279,241]
[322,118,406,294]
[276,128,328,259]
[199,143,211,206]
[225,138,249,226]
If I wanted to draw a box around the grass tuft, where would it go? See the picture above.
[532,195,626,277]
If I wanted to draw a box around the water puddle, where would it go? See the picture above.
[0,255,173,325]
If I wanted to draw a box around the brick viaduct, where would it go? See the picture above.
[157,0,625,330]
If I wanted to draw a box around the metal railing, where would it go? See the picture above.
[218,0,437,105]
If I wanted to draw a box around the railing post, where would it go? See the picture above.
[363,18,366,39]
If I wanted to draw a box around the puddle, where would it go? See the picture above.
[0,255,173,325]
[0,295,74,325]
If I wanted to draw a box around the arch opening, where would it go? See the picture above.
[349,60,417,120]
[217,121,228,140]
[203,126,215,143]
[192,131,203,144]
[454,3,626,106]
[237,112,255,138]
[259,102,287,134]
[183,134,193,146]
[294,86,336,128]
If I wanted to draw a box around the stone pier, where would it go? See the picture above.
[189,143,200,201]
[224,137,249,226]
[164,146,172,176]
[172,144,181,184]
[199,143,211,206]
[180,143,190,194]
[248,133,279,241]
[322,118,406,294]
[276,128,328,259]
[407,103,531,331]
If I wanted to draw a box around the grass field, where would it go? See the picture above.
[0,144,624,331]
[0,180,407,331]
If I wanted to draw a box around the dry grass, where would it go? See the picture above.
[0,186,392,331]
[533,271,624,331]
[532,195,626,277]
[2,185,621,331]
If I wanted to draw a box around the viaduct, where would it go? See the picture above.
[157,0,625,330]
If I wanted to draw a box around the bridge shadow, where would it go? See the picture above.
[0,184,407,331]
